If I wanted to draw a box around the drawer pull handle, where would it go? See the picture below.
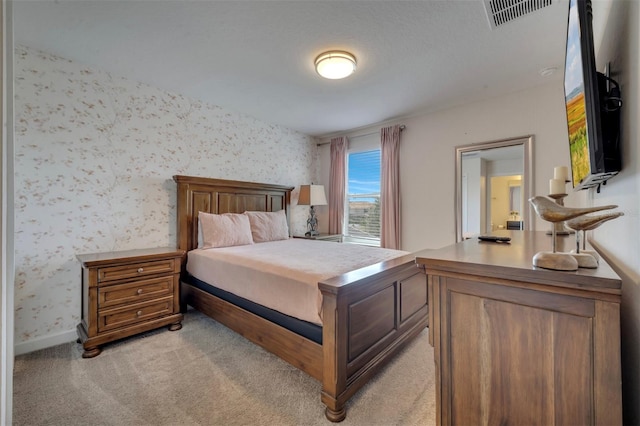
[137,268,144,273]
[137,289,143,295]
[136,310,143,317]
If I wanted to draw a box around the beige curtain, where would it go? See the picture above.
[380,125,402,249]
[328,136,348,235]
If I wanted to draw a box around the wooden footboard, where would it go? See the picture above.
[319,253,428,421]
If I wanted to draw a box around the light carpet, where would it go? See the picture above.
[13,310,436,425]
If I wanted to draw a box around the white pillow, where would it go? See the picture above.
[244,210,289,243]
[197,216,204,248]
[198,212,254,249]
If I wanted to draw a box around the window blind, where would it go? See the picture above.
[346,149,381,244]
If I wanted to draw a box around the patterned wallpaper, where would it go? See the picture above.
[14,45,317,345]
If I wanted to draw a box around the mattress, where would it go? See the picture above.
[186,238,409,325]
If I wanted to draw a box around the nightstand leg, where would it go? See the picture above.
[82,346,102,358]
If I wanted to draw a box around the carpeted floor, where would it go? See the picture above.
[13,310,436,425]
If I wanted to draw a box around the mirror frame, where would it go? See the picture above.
[455,135,534,242]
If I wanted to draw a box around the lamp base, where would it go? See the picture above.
[306,205,320,237]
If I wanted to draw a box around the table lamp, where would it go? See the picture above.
[298,184,327,236]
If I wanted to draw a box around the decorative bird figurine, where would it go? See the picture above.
[565,211,624,264]
[565,211,625,231]
[528,196,619,271]
[528,196,618,223]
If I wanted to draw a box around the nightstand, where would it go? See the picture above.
[293,234,343,243]
[76,247,185,358]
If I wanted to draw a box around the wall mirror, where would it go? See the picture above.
[455,135,533,242]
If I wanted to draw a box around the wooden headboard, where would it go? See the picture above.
[173,175,294,252]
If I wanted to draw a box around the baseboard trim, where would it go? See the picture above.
[14,329,77,356]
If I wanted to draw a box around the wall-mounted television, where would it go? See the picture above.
[563,0,622,191]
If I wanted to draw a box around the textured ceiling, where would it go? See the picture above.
[13,0,569,137]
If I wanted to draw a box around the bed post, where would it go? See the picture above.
[320,289,348,422]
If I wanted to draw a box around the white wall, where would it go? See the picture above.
[581,1,640,423]
[319,80,570,252]
[13,46,319,353]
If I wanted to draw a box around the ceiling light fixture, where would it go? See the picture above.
[314,51,357,80]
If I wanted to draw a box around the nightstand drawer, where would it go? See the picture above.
[98,296,174,332]
[97,259,176,283]
[98,276,174,308]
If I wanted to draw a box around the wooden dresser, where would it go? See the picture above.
[415,231,622,425]
[76,247,185,358]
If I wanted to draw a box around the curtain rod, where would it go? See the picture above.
[316,125,405,146]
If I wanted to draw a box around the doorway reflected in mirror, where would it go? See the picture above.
[490,175,523,231]
[456,136,533,242]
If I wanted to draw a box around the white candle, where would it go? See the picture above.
[554,166,569,182]
[549,178,566,195]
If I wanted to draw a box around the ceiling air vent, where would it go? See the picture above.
[483,0,556,29]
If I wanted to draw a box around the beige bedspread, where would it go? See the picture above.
[186,238,409,325]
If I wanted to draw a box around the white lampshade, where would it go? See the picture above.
[298,184,327,206]
[314,51,357,80]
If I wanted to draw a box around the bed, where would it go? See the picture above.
[174,175,429,422]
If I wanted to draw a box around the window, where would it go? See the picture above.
[345,149,381,246]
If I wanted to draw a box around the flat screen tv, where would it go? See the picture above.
[563,0,622,191]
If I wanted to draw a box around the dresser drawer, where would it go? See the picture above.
[98,276,174,308]
[98,296,174,332]
[97,259,176,283]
